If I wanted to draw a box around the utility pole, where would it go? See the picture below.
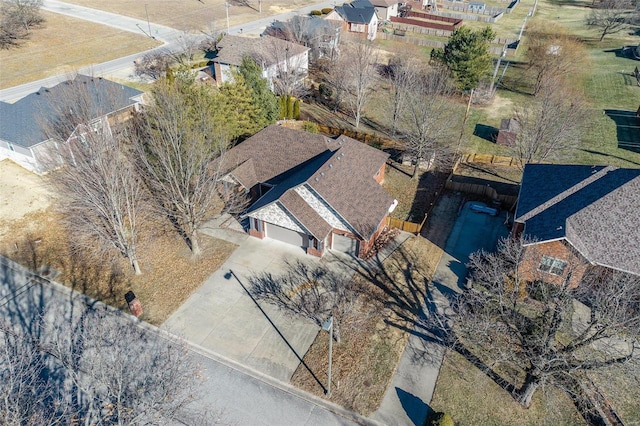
[489,47,507,94]
[145,4,151,37]
[259,0,262,14]
[322,316,333,398]
[225,2,230,33]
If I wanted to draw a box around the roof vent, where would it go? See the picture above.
[315,177,319,182]
[320,172,325,177]
[329,164,333,168]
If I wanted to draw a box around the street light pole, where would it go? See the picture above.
[322,316,333,397]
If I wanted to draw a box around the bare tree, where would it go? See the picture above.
[511,81,586,168]
[135,51,175,80]
[0,300,208,424]
[397,63,459,178]
[452,237,640,409]
[0,0,43,49]
[249,260,370,343]
[525,24,587,96]
[587,0,634,41]
[257,37,308,97]
[338,39,378,129]
[41,78,145,275]
[131,79,229,256]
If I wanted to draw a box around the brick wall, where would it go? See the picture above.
[521,240,589,288]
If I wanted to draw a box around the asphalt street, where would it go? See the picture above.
[0,0,336,102]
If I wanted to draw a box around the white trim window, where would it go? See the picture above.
[539,256,567,275]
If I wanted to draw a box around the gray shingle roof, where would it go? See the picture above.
[213,35,308,68]
[515,163,640,276]
[334,0,376,24]
[0,75,143,148]
[228,125,392,240]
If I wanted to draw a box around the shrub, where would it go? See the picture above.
[303,121,319,133]
[321,7,333,14]
[318,83,332,98]
[426,412,455,426]
[293,99,301,119]
[310,10,322,15]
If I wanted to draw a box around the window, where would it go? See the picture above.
[539,256,567,275]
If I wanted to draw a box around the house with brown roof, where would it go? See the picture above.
[211,35,309,92]
[513,164,640,285]
[325,0,379,41]
[370,0,399,21]
[221,125,395,258]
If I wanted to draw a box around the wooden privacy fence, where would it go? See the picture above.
[445,180,518,205]
[460,153,519,167]
[386,216,426,234]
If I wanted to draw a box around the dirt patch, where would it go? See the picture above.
[0,161,52,238]
[58,0,317,32]
[478,93,515,121]
[290,236,444,415]
[0,11,160,89]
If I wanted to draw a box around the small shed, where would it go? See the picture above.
[469,2,486,12]
[497,118,520,146]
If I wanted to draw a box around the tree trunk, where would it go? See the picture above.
[131,258,142,275]
[518,373,541,408]
[412,160,420,180]
[190,231,201,256]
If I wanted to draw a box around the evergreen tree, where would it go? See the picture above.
[238,55,279,127]
[431,26,496,91]
[218,74,263,138]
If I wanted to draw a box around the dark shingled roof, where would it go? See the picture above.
[334,0,376,24]
[213,35,308,68]
[0,75,143,148]
[228,125,392,240]
[515,164,640,276]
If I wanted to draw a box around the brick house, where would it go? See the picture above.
[325,0,379,41]
[513,164,640,285]
[0,75,143,174]
[221,125,395,258]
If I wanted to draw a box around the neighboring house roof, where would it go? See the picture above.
[268,15,341,38]
[370,0,398,6]
[515,164,640,276]
[0,75,143,148]
[224,125,393,240]
[334,0,376,24]
[212,35,309,68]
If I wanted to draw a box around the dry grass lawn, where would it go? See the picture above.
[0,11,160,89]
[0,208,236,325]
[291,236,444,415]
[431,351,586,425]
[0,160,52,238]
[59,0,317,32]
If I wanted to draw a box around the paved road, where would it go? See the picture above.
[0,256,370,425]
[0,0,336,102]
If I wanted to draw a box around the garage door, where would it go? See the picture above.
[332,233,358,256]
[265,223,307,248]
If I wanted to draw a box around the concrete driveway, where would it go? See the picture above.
[433,200,510,293]
[163,220,327,383]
